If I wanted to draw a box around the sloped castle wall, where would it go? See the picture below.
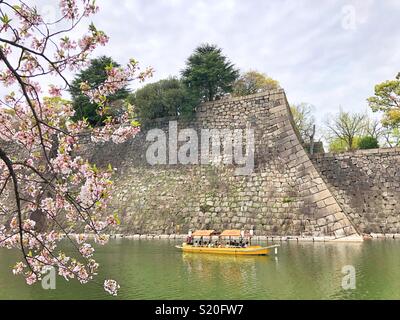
[84,89,360,239]
[312,149,400,235]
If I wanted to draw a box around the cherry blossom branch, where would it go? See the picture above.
[0,0,151,296]
[0,147,36,275]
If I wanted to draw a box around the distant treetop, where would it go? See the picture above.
[233,70,280,96]
[181,43,239,102]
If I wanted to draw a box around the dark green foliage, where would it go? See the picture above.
[70,56,130,126]
[130,77,199,121]
[181,43,239,102]
[358,136,379,149]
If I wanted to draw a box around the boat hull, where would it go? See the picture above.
[176,244,269,256]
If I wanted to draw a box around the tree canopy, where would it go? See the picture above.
[70,56,130,126]
[233,70,279,96]
[324,110,367,151]
[328,137,359,152]
[290,103,316,142]
[130,78,199,121]
[368,73,400,127]
[181,44,239,102]
[358,136,379,149]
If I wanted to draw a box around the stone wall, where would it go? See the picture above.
[6,89,399,239]
[83,89,359,239]
[312,149,400,234]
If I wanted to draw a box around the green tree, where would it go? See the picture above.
[358,136,379,149]
[181,44,239,102]
[367,73,400,148]
[328,137,361,152]
[368,73,400,127]
[364,117,383,140]
[329,138,349,153]
[324,110,367,151]
[382,126,400,147]
[130,77,199,121]
[70,56,130,126]
[290,103,316,142]
[233,70,279,96]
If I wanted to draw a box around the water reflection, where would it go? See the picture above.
[263,242,365,299]
[181,253,266,286]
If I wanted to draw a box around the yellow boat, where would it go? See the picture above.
[176,243,271,255]
[175,229,278,256]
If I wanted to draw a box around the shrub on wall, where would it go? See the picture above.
[358,136,379,149]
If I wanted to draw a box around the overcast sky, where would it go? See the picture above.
[8,0,400,125]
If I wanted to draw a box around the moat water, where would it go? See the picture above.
[0,239,399,299]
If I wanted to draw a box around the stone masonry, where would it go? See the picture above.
[82,89,360,239]
[5,89,398,239]
[312,149,400,234]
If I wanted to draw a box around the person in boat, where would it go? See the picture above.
[186,236,193,245]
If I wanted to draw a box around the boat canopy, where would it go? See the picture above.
[192,230,217,237]
[220,230,242,237]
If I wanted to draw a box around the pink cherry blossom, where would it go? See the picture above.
[79,243,95,258]
[12,262,26,275]
[26,273,37,285]
[104,279,120,296]
[22,219,36,231]
[0,0,152,296]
